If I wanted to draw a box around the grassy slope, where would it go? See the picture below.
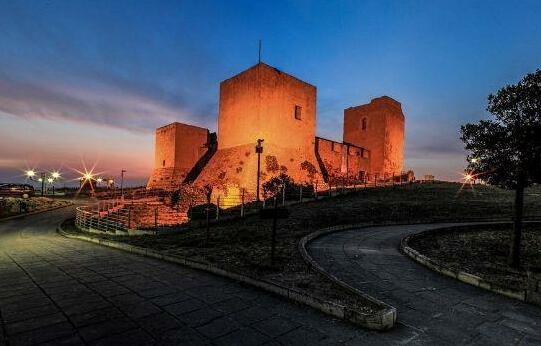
[66,182,541,274]
[408,223,541,290]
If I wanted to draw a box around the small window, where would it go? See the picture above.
[162,160,165,167]
[361,118,367,130]
[294,105,302,120]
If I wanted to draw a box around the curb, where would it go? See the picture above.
[57,221,389,331]
[400,223,541,307]
[298,223,397,330]
[0,202,73,222]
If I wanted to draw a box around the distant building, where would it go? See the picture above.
[147,62,406,196]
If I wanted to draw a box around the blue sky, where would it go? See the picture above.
[1,0,540,184]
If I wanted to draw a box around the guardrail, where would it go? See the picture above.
[76,179,412,234]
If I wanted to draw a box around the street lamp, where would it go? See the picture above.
[26,170,46,196]
[120,169,126,199]
[255,139,264,202]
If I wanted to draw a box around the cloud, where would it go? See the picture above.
[0,72,210,133]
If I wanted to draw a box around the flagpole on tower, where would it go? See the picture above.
[258,40,262,63]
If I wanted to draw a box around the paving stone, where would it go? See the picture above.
[176,306,223,327]
[158,326,210,345]
[164,298,206,317]
[231,306,276,326]
[61,299,112,316]
[196,316,242,339]
[213,327,270,345]
[519,335,541,345]
[150,292,192,307]
[8,321,76,346]
[116,301,162,319]
[91,328,155,346]
[108,293,146,306]
[212,297,253,314]
[276,326,329,345]
[252,316,301,338]
[39,335,86,345]
[70,306,124,328]
[137,312,184,336]
[499,318,541,337]
[6,312,67,335]
[1,302,59,324]
[78,318,136,342]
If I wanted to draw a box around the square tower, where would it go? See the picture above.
[147,122,210,189]
[218,63,316,151]
[343,96,405,177]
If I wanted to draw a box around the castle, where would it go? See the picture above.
[147,62,405,197]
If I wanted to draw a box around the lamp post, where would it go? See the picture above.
[39,173,46,196]
[120,170,126,199]
[255,139,264,203]
[26,170,61,196]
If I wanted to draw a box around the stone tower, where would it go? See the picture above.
[343,96,405,178]
[147,122,212,190]
[195,62,323,195]
[218,62,316,152]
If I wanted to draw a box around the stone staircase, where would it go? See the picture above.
[121,201,188,229]
[146,168,188,190]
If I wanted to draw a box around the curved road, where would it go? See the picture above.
[1,205,413,346]
[309,223,541,345]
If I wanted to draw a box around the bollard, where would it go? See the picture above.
[216,196,220,221]
[241,189,245,218]
[271,196,278,266]
[154,208,158,231]
[206,205,210,246]
[299,186,303,203]
[329,183,332,197]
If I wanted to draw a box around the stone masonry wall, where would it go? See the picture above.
[315,137,370,182]
[147,122,210,189]
[343,96,404,177]
[218,63,317,152]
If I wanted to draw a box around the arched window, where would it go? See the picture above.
[361,117,367,131]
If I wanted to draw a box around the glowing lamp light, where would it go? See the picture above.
[83,173,93,180]
[47,178,53,183]
[471,158,479,164]
[97,178,103,183]
[464,174,473,182]
[51,171,61,179]
[38,178,43,182]
[26,170,36,178]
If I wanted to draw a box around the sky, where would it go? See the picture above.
[1,0,540,186]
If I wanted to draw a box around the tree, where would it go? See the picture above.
[460,69,541,268]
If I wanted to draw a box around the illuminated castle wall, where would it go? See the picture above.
[344,96,405,177]
[147,123,210,190]
[147,62,405,195]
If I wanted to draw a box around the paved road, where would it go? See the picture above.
[309,223,541,345]
[0,206,424,346]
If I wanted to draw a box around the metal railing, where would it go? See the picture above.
[75,178,413,234]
